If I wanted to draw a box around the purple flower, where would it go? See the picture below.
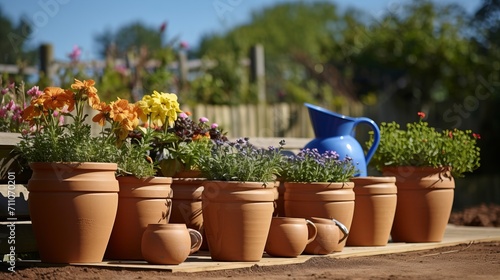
[199,117,209,123]
[211,123,218,129]
[179,112,188,119]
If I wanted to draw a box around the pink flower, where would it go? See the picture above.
[199,117,209,123]
[211,123,218,129]
[179,112,188,119]
[68,45,81,62]
[27,86,43,97]
[180,41,189,50]
[417,112,426,119]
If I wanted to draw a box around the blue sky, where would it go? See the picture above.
[1,0,482,61]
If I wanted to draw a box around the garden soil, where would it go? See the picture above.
[3,203,500,280]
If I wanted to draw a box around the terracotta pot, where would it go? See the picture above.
[273,180,286,217]
[383,167,455,242]
[347,176,397,246]
[169,175,207,250]
[27,162,118,263]
[202,181,275,262]
[304,217,348,255]
[141,223,203,265]
[284,182,355,251]
[265,217,317,257]
[106,176,172,260]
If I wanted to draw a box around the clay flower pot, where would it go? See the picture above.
[383,167,455,242]
[284,181,355,251]
[106,176,173,260]
[202,181,275,262]
[348,176,397,246]
[265,217,317,257]
[141,223,203,265]
[27,162,119,263]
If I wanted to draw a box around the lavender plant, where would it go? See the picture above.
[281,148,357,183]
[198,138,285,183]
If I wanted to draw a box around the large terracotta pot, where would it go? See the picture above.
[284,181,355,251]
[106,176,172,260]
[383,167,455,242]
[202,181,275,262]
[265,217,317,257]
[27,162,118,263]
[348,176,397,246]
[141,223,203,265]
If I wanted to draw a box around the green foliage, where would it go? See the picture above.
[94,21,163,59]
[153,113,228,176]
[281,149,357,183]
[367,113,481,178]
[198,138,285,183]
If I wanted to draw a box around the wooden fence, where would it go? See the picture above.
[85,102,366,139]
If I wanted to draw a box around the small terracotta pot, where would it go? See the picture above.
[304,217,349,255]
[141,223,203,265]
[348,176,397,246]
[383,167,455,243]
[265,217,317,257]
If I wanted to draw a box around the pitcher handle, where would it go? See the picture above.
[305,219,318,244]
[334,219,349,243]
[352,117,380,165]
[188,228,203,254]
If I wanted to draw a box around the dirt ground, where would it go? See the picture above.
[2,204,500,280]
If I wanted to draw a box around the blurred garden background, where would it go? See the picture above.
[0,0,498,209]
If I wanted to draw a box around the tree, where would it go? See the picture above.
[0,6,36,65]
[94,21,164,59]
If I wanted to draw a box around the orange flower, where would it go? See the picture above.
[39,87,75,111]
[71,79,100,108]
[92,102,111,127]
[21,104,43,123]
[109,99,139,132]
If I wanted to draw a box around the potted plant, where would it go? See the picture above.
[151,112,228,250]
[103,90,180,260]
[15,79,135,263]
[365,112,481,242]
[280,148,355,252]
[196,138,285,262]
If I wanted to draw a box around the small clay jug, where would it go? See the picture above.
[265,217,317,257]
[304,217,349,255]
[141,223,203,265]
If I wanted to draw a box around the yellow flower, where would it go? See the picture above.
[138,90,181,128]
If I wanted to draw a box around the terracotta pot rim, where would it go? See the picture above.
[203,180,276,188]
[117,175,173,184]
[350,176,396,183]
[29,162,118,171]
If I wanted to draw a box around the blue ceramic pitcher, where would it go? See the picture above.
[303,103,380,177]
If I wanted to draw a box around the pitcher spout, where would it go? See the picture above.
[305,103,355,138]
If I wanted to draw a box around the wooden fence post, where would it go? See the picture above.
[250,44,266,104]
[39,43,53,81]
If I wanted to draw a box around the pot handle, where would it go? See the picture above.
[334,219,349,243]
[188,228,203,254]
[305,219,318,244]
